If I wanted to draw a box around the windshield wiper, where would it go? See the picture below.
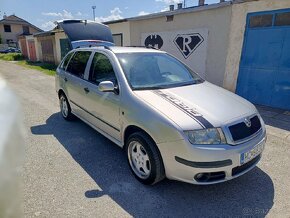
[133,86,168,90]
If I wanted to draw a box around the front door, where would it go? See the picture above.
[81,52,121,142]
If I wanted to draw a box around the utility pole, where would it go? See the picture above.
[92,6,96,21]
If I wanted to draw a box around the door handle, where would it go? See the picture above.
[84,87,90,93]
[64,77,68,82]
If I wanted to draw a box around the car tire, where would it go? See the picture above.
[126,132,165,185]
[59,93,74,121]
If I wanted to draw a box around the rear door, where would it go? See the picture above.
[81,52,121,142]
[64,50,92,117]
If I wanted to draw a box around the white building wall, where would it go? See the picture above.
[129,5,232,87]
[107,21,131,46]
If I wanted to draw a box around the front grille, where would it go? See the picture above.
[229,115,261,142]
[232,154,261,176]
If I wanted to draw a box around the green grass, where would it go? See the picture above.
[17,60,57,76]
[0,53,24,61]
[0,53,57,76]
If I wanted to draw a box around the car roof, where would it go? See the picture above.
[74,46,165,54]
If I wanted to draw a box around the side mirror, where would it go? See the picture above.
[98,81,116,93]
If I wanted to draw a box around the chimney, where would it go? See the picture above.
[198,0,205,6]
[169,4,174,11]
[3,13,7,19]
[177,3,183,9]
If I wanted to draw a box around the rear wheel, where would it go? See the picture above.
[126,132,165,185]
[59,94,74,121]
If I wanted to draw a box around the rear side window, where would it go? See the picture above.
[66,51,91,78]
[89,53,117,85]
[60,52,73,70]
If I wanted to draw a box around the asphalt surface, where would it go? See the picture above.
[0,60,290,218]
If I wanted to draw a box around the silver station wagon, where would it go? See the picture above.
[55,46,266,185]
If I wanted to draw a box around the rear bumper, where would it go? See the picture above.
[157,128,266,185]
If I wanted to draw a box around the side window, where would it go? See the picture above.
[60,52,73,70]
[89,53,117,85]
[66,51,91,78]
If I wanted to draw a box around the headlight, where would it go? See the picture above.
[185,128,226,145]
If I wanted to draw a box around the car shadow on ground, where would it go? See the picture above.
[31,113,274,217]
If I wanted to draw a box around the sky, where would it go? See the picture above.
[0,0,221,31]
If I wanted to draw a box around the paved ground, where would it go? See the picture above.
[0,60,290,218]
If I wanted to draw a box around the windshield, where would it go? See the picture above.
[117,53,204,90]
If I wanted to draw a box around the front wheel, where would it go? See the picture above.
[126,132,165,185]
[59,94,74,121]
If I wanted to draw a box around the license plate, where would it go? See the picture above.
[240,141,264,165]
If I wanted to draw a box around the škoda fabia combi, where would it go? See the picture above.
[56,45,266,185]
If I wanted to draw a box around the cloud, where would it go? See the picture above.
[156,0,181,4]
[41,21,56,30]
[138,11,149,16]
[94,7,123,22]
[160,7,169,12]
[40,7,122,31]
[41,10,74,19]
[41,9,88,31]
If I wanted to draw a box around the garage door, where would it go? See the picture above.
[236,9,290,110]
[28,40,37,62]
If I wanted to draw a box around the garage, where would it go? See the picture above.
[236,9,290,110]
[27,40,37,62]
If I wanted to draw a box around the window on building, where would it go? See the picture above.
[112,33,123,46]
[166,15,174,22]
[66,51,91,78]
[89,53,117,85]
[249,14,273,28]
[23,26,30,34]
[6,39,13,44]
[4,25,11,32]
[274,12,290,26]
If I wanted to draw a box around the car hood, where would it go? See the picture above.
[134,82,257,130]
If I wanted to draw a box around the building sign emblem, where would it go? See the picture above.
[174,33,204,59]
[144,34,164,49]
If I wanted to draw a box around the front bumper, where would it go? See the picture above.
[157,128,266,185]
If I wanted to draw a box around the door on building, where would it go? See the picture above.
[236,9,290,110]
[28,40,37,62]
[60,38,70,59]
[41,39,55,63]
[20,39,28,58]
